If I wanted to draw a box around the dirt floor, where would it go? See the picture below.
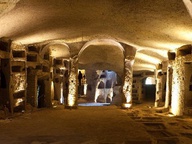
[0,102,192,144]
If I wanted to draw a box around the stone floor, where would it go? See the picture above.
[0,102,192,144]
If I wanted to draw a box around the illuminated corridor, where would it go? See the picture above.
[0,1,192,143]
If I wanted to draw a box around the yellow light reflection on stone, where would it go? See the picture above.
[122,103,132,108]
[15,98,23,107]
[171,57,185,116]
[68,94,75,106]
[176,30,192,42]
[183,0,192,18]
[155,42,183,51]
[136,53,161,64]
[67,70,77,107]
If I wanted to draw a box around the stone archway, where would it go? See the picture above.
[78,39,125,103]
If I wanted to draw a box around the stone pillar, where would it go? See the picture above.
[122,58,134,108]
[171,57,185,116]
[138,79,143,102]
[27,72,37,107]
[44,78,52,108]
[63,70,69,106]
[65,56,78,109]
[164,64,173,108]
[154,70,160,107]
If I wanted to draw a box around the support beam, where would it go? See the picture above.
[122,59,134,108]
[171,57,185,116]
[164,64,173,108]
[65,56,78,109]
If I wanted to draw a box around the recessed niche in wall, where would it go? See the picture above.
[43,66,49,72]
[133,74,142,77]
[12,66,22,72]
[12,50,25,58]
[54,78,60,83]
[28,45,38,53]
[56,68,61,74]
[189,85,192,91]
[27,54,37,62]
[13,90,25,99]
[189,75,192,91]
[64,60,69,68]
[157,72,163,77]
[54,59,63,65]
[157,64,162,70]
[14,103,24,112]
[177,45,192,56]
[0,41,9,52]
[168,52,176,60]
[44,54,49,60]
[36,65,42,70]
[132,89,137,93]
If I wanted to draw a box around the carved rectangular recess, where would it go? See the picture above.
[43,66,49,72]
[54,59,63,65]
[177,45,192,56]
[0,41,10,52]
[168,52,176,60]
[13,90,25,99]
[12,66,25,72]
[27,54,37,62]
[44,54,49,60]
[28,45,39,53]
[12,50,25,58]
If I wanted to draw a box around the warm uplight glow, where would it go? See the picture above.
[84,83,87,95]
[136,53,161,64]
[15,98,24,107]
[51,81,54,100]
[171,57,185,116]
[154,42,183,51]
[145,77,155,85]
[125,92,132,104]
[183,0,192,18]
[162,26,192,44]
[133,63,156,71]
[60,83,64,104]
[176,30,192,42]
[67,70,77,107]
[60,67,66,70]
[68,94,75,106]
[122,103,132,108]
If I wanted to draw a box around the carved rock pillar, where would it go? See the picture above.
[171,57,185,116]
[122,58,134,108]
[65,56,78,109]
[164,63,173,108]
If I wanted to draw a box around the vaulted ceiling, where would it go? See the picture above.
[0,0,192,72]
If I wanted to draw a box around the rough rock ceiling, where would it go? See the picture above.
[0,0,192,72]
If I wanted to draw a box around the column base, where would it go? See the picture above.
[65,105,78,109]
[121,102,132,109]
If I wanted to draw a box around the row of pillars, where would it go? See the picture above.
[64,55,135,109]
[155,45,192,116]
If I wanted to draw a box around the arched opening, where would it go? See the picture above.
[142,77,156,101]
[145,77,155,85]
[78,39,124,106]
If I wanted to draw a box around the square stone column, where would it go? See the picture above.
[65,56,78,109]
[171,57,185,116]
[164,64,173,108]
[122,59,134,108]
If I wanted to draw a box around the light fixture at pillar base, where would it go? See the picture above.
[65,105,78,109]
[121,103,132,109]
